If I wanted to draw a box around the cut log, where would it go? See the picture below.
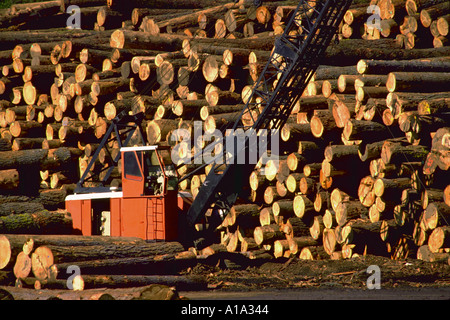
[288,236,319,255]
[146,119,178,145]
[31,241,185,280]
[285,173,304,194]
[340,220,387,256]
[310,110,340,140]
[299,246,328,260]
[206,90,241,107]
[325,39,450,65]
[357,58,450,74]
[110,30,184,51]
[304,163,322,177]
[272,199,295,219]
[0,201,45,217]
[428,226,450,253]
[335,201,368,226]
[229,204,260,229]
[337,74,359,94]
[418,97,450,115]
[373,177,411,200]
[254,224,284,246]
[324,144,359,163]
[3,282,183,300]
[91,77,130,97]
[264,185,281,205]
[293,194,316,221]
[444,185,450,207]
[331,97,356,129]
[423,202,450,230]
[263,157,289,182]
[381,141,429,165]
[3,235,145,254]
[249,170,270,191]
[323,209,337,229]
[52,252,196,282]
[309,215,324,240]
[0,147,81,171]
[281,123,314,142]
[0,234,25,270]
[72,274,206,291]
[13,251,32,280]
[273,239,290,258]
[204,112,240,133]
[344,119,389,142]
[386,72,450,93]
[322,228,337,256]
[358,175,376,207]
[282,217,310,238]
[420,2,450,28]
[0,210,72,235]
[417,244,450,262]
[259,207,275,227]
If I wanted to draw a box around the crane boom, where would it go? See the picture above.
[184,0,353,246]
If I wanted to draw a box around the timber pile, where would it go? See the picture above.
[0,233,206,299]
[0,0,448,298]
[213,54,450,263]
[342,0,450,49]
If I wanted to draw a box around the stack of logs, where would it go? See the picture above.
[0,0,449,297]
[0,233,209,299]
[341,0,450,49]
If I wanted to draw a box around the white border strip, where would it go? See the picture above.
[66,191,124,201]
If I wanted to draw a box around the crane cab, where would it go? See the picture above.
[66,145,189,241]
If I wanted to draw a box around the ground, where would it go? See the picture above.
[180,254,450,299]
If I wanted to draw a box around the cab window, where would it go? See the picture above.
[124,151,143,180]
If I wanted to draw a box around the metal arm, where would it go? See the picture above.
[74,110,147,194]
[185,0,353,245]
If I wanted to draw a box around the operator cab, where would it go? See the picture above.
[120,145,177,197]
[66,145,188,241]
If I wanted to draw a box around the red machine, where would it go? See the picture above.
[66,145,190,240]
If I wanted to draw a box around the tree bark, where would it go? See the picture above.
[343,119,390,142]
[110,30,185,51]
[335,201,368,226]
[420,2,450,28]
[310,110,340,140]
[51,252,196,280]
[0,147,80,171]
[31,241,185,281]
[324,39,450,65]
[381,140,429,165]
[1,283,182,300]
[254,224,284,246]
[386,72,450,93]
[357,58,450,74]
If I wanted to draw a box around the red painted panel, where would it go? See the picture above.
[81,200,92,235]
[66,200,82,234]
[110,198,121,237]
[120,198,147,239]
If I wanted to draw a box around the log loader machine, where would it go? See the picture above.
[65,0,353,248]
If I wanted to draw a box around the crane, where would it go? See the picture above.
[66,0,353,247]
[181,0,353,247]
